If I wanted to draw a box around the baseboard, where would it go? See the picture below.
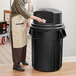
[63,56,76,62]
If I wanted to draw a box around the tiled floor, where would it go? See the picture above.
[0,35,32,64]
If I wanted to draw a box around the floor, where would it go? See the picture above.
[0,35,76,76]
[0,62,76,76]
[0,35,32,64]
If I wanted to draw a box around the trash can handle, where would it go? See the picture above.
[29,29,31,35]
[59,29,66,39]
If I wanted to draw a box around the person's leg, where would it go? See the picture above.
[21,45,28,65]
[11,31,25,71]
[12,48,22,68]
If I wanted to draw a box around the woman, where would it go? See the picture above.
[11,0,43,71]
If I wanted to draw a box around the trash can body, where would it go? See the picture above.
[30,25,66,72]
[30,8,66,72]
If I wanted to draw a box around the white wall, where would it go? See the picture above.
[34,0,76,57]
[0,0,10,21]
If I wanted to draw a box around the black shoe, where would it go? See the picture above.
[13,67,25,71]
[22,61,28,65]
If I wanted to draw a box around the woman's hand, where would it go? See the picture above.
[36,17,44,23]
[30,15,44,23]
[26,19,29,28]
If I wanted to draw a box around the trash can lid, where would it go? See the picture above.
[37,8,62,14]
[31,23,65,31]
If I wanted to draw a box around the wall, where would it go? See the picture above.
[33,0,76,57]
[0,0,10,21]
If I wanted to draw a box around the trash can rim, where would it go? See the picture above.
[31,23,64,27]
[30,25,65,30]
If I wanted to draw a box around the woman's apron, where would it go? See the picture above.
[12,14,27,48]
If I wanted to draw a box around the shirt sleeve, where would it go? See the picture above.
[15,0,31,19]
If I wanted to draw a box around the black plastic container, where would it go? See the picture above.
[30,8,66,72]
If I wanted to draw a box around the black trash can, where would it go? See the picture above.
[30,8,66,72]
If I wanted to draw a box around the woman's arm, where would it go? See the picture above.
[30,15,44,23]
